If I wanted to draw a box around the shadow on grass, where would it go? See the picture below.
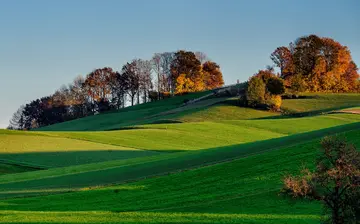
[0,150,164,168]
[252,105,360,120]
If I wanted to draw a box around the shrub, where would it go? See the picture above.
[266,95,282,111]
[148,91,159,102]
[160,92,171,99]
[246,76,266,107]
[266,77,286,95]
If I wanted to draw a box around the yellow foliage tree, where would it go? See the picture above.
[175,74,195,95]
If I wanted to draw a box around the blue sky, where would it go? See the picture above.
[0,0,359,128]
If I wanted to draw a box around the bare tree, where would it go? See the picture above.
[160,52,174,92]
[152,53,162,99]
[195,51,208,64]
[122,61,139,106]
[8,105,25,130]
[69,75,89,117]
[137,59,152,103]
[152,52,175,97]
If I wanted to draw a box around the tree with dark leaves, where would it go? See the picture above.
[282,136,360,224]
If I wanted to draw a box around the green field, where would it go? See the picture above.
[0,130,161,168]
[3,128,360,223]
[281,93,360,114]
[1,92,360,223]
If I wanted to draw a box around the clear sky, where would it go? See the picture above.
[0,0,359,128]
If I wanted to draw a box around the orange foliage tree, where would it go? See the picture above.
[171,50,224,94]
[202,61,224,90]
[84,67,115,102]
[270,35,359,93]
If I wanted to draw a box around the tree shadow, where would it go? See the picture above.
[0,150,164,168]
[252,105,360,120]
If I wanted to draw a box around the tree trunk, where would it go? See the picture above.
[332,185,342,224]
[157,71,160,100]
[137,89,140,105]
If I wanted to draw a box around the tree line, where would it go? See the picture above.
[245,35,359,111]
[8,50,224,130]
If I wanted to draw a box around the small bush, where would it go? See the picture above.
[148,91,159,102]
[246,76,266,107]
[266,95,282,111]
[160,92,171,99]
[266,77,285,95]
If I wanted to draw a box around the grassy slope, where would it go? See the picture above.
[37,91,211,131]
[34,93,360,132]
[3,128,360,223]
[7,113,357,169]
[0,131,161,168]
[154,99,278,123]
[1,121,360,199]
[46,113,360,150]
[282,93,360,114]
[1,93,360,223]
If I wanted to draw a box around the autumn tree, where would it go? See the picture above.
[270,46,294,79]
[202,61,224,90]
[282,136,360,224]
[175,74,195,95]
[272,35,359,93]
[171,50,202,93]
[84,67,115,102]
[289,74,307,93]
[69,75,91,117]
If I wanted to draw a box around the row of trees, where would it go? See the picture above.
[8,51,224,130]
[245,35,359,110]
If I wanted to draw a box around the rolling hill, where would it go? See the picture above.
[1,91,360,223]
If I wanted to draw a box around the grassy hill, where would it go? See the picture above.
[35,93,360,131]
[1,91,360,223]
[2,127,360,223]
[2,113,360,169]
[1,120,360,199]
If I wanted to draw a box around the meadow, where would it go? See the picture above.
[3,128,360,223]
[1,92,360,223]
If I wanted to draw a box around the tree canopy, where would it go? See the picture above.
[270,35,359,92]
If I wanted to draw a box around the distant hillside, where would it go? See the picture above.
[36,90,360,131]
